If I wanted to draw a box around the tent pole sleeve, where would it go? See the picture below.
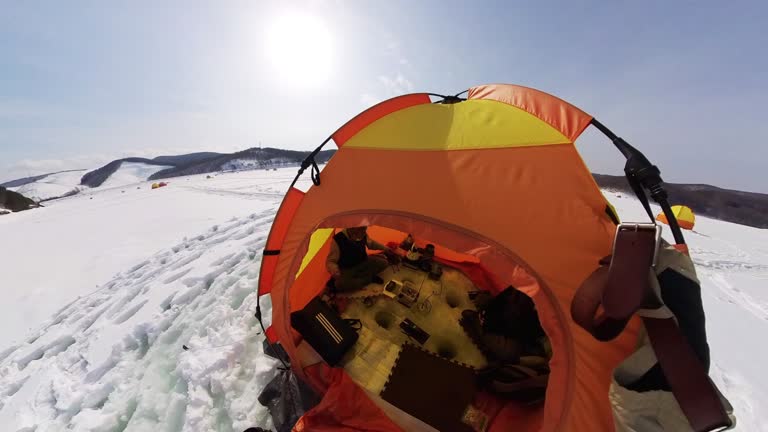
[255,280,289,370]
[290,136,334,189]
[590,119,686,245]
[255,243,289,369]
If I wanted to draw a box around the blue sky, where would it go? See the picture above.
[1,0,766,191]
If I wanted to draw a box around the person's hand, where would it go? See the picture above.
[383,248,401,264]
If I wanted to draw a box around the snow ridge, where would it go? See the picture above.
[100,162,173,189]
[11,170,87,202]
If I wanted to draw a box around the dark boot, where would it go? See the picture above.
[460,309,520,363]
[460,310,487,357]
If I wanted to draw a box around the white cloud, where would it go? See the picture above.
[359,93,381,107]
[383,33,409,67]
[358,73,414,107]
[357,33,416,106]
[0,104,43,120]
[378,73,414,96]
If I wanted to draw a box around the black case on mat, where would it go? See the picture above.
[290,296,359,366]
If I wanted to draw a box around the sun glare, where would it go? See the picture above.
[265,11,333,85]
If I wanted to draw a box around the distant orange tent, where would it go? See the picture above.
[657,205,695,230]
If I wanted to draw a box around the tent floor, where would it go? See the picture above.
[339,263,488,395]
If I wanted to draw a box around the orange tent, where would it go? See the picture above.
[255,85,692,431]
[657,205,695,230]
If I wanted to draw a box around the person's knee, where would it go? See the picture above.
[335,277,355,292]
[370,254,388,263]
[370,255,389,270]
[336,282,356,292]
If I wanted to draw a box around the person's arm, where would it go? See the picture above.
[367,236,400,264]
[366,236,388,251]
[326,241,342,279]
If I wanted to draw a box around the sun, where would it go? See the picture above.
[264,11,333,85]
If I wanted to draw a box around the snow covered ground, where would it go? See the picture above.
[99,162,174,189]
[0,170,765,431]
[10,170,87,202]
[0,168,306,431]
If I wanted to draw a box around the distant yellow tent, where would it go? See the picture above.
[151,183,160,189]
[657,205,695,230]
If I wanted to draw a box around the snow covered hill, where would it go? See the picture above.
[10,170,87,202]
[74,148,337,187]
[99,162,173,189]
[0,169,765,431]
[220,157,295,172]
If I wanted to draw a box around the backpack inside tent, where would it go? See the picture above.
[255,84,733,432]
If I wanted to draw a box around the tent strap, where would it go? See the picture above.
[590,118,686,245]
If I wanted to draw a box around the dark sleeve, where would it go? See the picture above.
[627,268,710,392]
[658,268,710,370]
